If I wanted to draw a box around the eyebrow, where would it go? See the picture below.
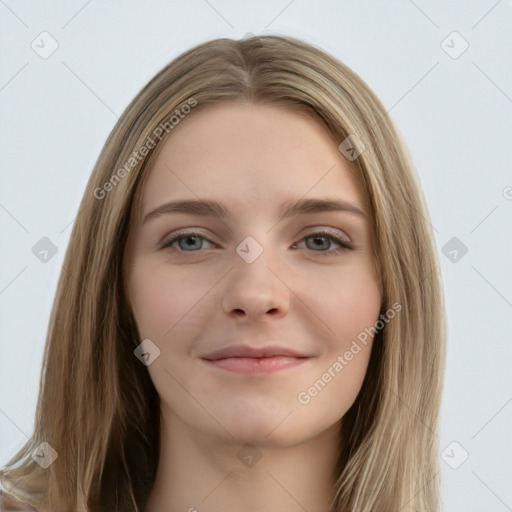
[142,197,367,225]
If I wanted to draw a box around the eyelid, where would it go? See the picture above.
[158,229,214,250]
[302,226,351,242]
[295,228,353,253]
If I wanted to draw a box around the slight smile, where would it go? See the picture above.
[201,344,314,375]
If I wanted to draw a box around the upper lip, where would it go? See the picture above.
[202,344,311,360]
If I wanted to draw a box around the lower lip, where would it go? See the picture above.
[203,356,310,374]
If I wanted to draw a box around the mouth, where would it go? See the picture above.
[201,344,314,375]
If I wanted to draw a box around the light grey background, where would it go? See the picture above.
[1,1,511,510]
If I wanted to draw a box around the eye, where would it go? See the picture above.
[160,229,353,255]
[292,230,353,256]
[160,231,214,252]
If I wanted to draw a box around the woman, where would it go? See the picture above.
[0,34,446,511]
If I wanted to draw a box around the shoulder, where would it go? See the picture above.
[0,472,41,512]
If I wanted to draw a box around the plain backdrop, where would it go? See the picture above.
[1,1,511,510]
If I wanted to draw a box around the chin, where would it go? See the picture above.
[207,409,325,449]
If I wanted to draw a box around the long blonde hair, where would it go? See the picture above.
[1,35,446,511]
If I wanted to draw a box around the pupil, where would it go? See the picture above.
[312,236,327,249]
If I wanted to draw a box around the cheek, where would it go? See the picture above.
[299,265,381,408]
[128,261,202,340]
[314,263,382,342]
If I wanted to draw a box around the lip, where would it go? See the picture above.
[201,344,313,375]
[202,344,310,360]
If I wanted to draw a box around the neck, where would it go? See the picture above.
[145,412,341,512]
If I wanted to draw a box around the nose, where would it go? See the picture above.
[221,243,290,321]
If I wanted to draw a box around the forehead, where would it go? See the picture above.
[138,102,367,219]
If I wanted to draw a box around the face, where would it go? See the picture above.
[123,102,383,448]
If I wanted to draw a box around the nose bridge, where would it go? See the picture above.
[233,233,278,285]
[222,232,289,317]
[235,233,266,265]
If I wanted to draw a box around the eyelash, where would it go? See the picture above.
[160,230,353,256]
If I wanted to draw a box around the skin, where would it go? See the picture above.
[123,102,383,512]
